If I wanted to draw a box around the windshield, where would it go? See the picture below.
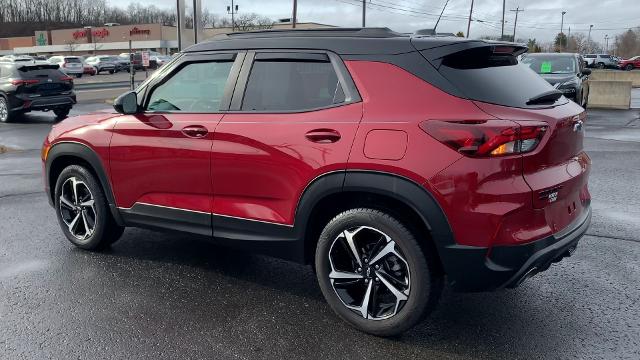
[521,55,576,74]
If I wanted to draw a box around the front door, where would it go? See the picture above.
[110,53,242,236]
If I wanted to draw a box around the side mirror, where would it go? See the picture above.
[113,91,139,114]
[582,68,592,76]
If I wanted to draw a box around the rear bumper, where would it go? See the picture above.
[440,205,591,292]
[12,94,76,112]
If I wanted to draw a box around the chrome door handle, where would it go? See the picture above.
[305,129,341,143]
[181,125,208,138]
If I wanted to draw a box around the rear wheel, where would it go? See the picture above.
[108,69,115,74]
[626,64,634,71]
[0,96,12,123]
[597,62,605,69]
[53,107,71,121]
[75,73,82,78]
[315,208,443,336]
[54,165,124,250]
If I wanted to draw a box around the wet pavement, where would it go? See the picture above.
[1,104,639,359]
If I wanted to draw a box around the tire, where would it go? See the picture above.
[75,73,82,78]
[626,64,634,71]
[53,107,71,121]
[108,70,114,74]
[597,62,605,69]
[54,165,125,250]
[0,96,13,123]
[315,208,443,336]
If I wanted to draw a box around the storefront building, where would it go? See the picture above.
[1,22,332,56]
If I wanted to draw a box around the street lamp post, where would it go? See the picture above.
[604,34,609,53]
[587,24,593,53]
[560,11,567,51]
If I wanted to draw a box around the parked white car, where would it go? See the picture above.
[583,54,618,69]
[48,56,84,77]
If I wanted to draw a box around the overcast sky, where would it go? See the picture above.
[109,0,640,44]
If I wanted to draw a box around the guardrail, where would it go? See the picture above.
[74,81,141,91]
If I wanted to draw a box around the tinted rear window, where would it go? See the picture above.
[18,65,64,79]
[65,57,81,63]
[433,47,565,108]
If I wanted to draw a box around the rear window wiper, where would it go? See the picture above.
[526,90,563,105]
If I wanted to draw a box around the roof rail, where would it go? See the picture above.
[214,27,403,39]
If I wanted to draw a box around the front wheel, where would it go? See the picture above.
[597,62,605,69]
[315,208,443,336]
[53,107,71,121]
[54,165,125,250]
[626,64,634,71]
[75,73,82,78]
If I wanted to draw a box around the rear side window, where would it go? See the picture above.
[242,58,345,111]
[434,47,564,108]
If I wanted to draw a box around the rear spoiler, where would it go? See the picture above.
[414,40,528,68]
[17,63,60,71]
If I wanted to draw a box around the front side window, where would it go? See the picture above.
[242,58,345,111]
[146,61,233,112]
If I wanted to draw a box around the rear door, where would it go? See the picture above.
[211,51,362,228]
[109,52,243,236]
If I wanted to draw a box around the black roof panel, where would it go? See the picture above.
[183,28,480,56]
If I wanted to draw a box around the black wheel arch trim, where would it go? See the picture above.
[45,141,124,226]
[293,170,457,265]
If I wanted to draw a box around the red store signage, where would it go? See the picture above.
[72,30,88,39]
[92,28,110,39]
[130,27,151,36]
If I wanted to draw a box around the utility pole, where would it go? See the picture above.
[560,11,566,51]
[292,0,297,28]
[587,24,593,53]
[362,0,366,27]
[434,0,449,33]
[466,0,474,38]
[510,7,523,41]
[176,0,185,51]
[227,1,238,32]
[604,34,609,53]
[192,0,202,44]
[500,0,506,40]
[129,40,134,90]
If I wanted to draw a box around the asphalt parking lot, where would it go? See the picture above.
[1,101,639,359]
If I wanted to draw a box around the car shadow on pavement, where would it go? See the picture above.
[85,227,592,358]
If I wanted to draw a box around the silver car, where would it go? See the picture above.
[48,56,84,77]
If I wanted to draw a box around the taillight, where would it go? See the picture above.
[60,76,73,82]
[420,120,547,157]
[10,79,39,86]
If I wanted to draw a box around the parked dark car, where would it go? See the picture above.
[521,52,591,107]
[42,28,590,336]
[0,62,75,122]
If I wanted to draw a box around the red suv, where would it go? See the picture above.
[42,28,591,336]
[618,55,640,71]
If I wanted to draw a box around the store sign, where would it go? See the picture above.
[130,27,151,36]
[36,32,48,46]
[92,28,110,39]
[72,30,88,39]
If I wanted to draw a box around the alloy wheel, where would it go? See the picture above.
[0,98,8,122]
[58,177,97,241]
[328,226,411,320]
